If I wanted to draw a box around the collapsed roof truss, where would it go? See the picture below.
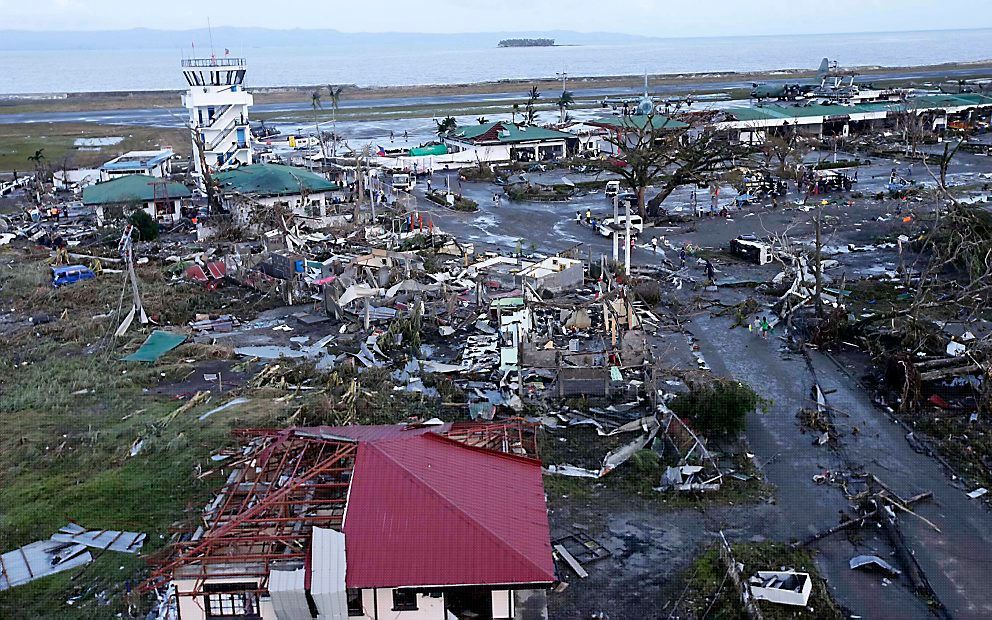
[145,421,540,597]
[145,430,357,596]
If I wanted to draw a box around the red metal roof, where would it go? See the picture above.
[297,423,451,443]
[342,432,555,589]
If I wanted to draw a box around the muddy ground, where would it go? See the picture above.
[410,146,992,618]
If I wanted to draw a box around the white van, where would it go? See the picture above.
[391,173,415,191]
[605,180,621,197]
[598,215,644,237]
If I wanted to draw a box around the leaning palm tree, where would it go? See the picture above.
[556,90,574,124]
[311,90,326,164]
[327,85,344,157]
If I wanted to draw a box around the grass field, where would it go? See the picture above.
[0,243,459,617]
[0,248,287,617]
[0,123,188,174]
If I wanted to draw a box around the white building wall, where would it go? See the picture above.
[229,192,331,226]
[182,59,254,177]
[173,577,275,620]
[351,589,446,620]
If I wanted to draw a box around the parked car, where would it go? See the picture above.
[51,265,96,287]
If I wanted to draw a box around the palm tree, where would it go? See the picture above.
[477,116,489,125]
[435,116,458,137]
[511,103,520,124]
[27,148,45,170]
[525,86,541,124]
[311,90,325,164]
[556,90,574,124]
[327,85,344,157]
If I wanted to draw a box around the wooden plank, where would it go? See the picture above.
[554,544,588,578]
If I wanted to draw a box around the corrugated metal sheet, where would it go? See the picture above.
[296,424,450,443]
[310,527,348,620]
[342,434,555,589]
[269,567,311,620]
[0,540,92,590]
[50,523,145,553]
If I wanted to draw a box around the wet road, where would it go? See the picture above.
[691,312,992,619]
[2,66,989,128]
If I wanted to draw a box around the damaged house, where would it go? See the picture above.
[150,423,555,620]
[443,122,573,163]
[81,174,191,224]
[214,163,343,227]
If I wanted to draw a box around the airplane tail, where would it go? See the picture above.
[817,58,830,77]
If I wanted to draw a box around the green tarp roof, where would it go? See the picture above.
[590,115,688,131]
[408,144,449,157]
[589,93,992,127]
[122,330,187,362]
[82,175,191,206]
[725,93,992,123]
[214,163,339,197]
[450,121,573,144]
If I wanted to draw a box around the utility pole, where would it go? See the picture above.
[814,204,824,319]
[624,195,632,276]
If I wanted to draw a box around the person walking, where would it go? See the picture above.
[760,316,771,339]
[651,236,659,254]
[679,247,687,268]
[705,259,715,283]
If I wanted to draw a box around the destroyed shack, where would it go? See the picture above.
[517,256,584,294]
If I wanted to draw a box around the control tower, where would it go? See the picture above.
[181,57,253,178]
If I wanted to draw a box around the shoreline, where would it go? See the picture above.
[1,60,990,115]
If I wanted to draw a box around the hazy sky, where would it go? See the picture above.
[3,0,991,35]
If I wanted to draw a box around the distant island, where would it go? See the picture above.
[498,38,555,48]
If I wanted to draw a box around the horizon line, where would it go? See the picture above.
[1,25,991,40]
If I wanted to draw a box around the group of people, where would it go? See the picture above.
[750,316,773,338]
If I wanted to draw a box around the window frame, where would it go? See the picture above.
[347,588,364,617]
[202,583,260,619]
[391,588,419,611]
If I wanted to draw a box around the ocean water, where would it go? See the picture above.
[1,28,990,95]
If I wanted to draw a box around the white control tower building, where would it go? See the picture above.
[181,57,253,178]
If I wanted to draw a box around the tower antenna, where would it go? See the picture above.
[207,17,216,58]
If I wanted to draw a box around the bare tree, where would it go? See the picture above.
[598,111,742,219]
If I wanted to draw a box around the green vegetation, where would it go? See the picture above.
[425,190,478,212]
[0,248,455,617]
[677,542,843,619]
[670,378,768,437]
[0,123,188,173]
[504,183,575,202]
[128,209,159,241]
[497,38,555,48]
